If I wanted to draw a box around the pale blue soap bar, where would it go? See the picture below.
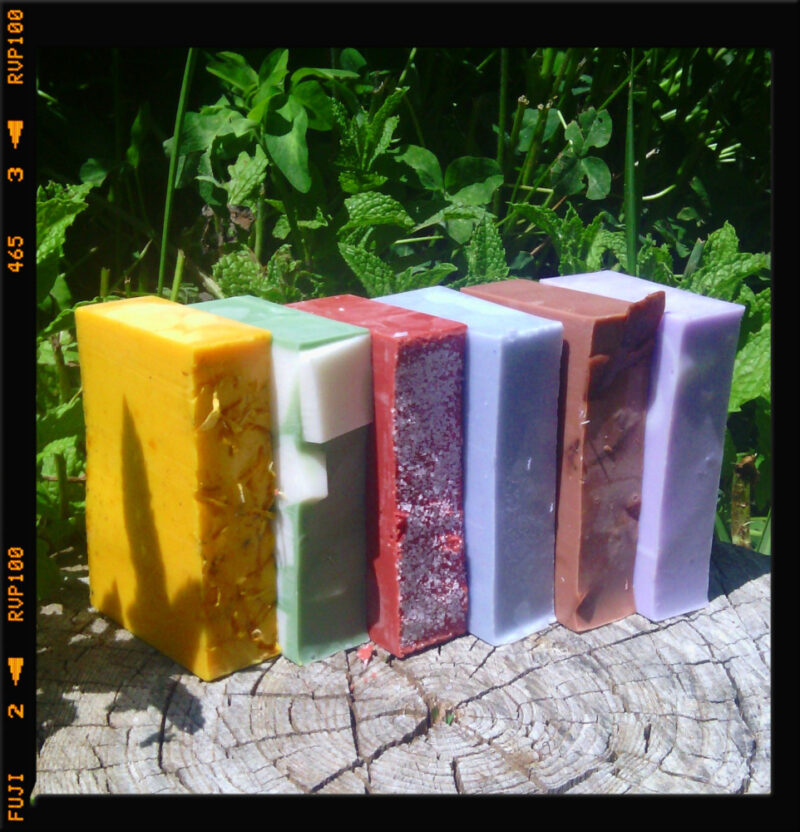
[380,286,563,645]
[542,271,744,621]
[193,295,372,664]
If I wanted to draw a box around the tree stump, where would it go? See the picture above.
[34,540,769,795]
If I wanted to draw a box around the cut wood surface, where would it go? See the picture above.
[34,540,770,795]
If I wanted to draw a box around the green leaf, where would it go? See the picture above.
[338,242,395,297]
[44,274,74,312]
[247,50,291,123]
[735,284,771,343]
[508,202,560,242]
[338,169,387,194]
[579,107,612,150]
[444,156,504,206]
[264,243,303,302]
[225,144,268,206]
[207,51,259,94]
[368,115,399,170]
[729,323,771,412]
[37,397,84,452]
[364,86,407,166]
[169,105,253,159]
[580,156,611,199]
[36,181,94,304]
[126,104,148,170]
[755,507,771,555]
[714,510,732,543]
[564,120,585,155]
[396,144,444,192]
[265,95,311,193]
[290,66,359,84]
[79,157,111,186]
[212,248,262,296]
[340,48,367,74]
[414,203,486,233]
[683,222,770,301]
[258,48,290,86]
[687,252,770,301]
[340,191,414,234]
[290,80,334,130]
[551,149,584,197]
[464,215,508,283]
[516,108,561,153]
[393,262,457,292]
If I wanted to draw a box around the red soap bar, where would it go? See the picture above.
[289,295,469,656]
[463,280,664,632]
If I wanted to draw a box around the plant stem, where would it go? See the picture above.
[493,48,509,217]
[731,455,758,548]
[598,52,649,113]
[254,194,265,264]
[50,334,72,404]
[112,49,123,287]
[508,95,528,159]
[272,168,310,268]
[169,249,186,303]
[391,234,444,246]
[397,47,417,87]
[475,49,498,74]
[54,453,69,520]
[100,266,110,299]
[624,49,638,275]
[158,47,197,297]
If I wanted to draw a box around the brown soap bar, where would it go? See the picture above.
[462,279,665,632]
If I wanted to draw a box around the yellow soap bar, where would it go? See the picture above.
[75,296,279,681]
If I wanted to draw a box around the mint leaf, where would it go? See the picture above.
[684,221,770,301]
[464,215,508,283]
[340,191,414,234]
[393,263,457,292]
[729,322,771,412]
[36,181,94,304]
[225,145,268,206]
[338,242,395,297]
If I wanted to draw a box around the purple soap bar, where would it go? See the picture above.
[542,271,744,620]
[381,286,563,644]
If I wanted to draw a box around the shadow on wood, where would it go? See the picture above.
[34,538,769,795]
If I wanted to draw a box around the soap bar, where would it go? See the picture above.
[380,286,563,644]
[542,271,744,620]
[463,280,665,632]
[193,296,372,664]
[290,294,468,657]
[75,296,278,681]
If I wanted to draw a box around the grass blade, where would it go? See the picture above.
[756,508,771,556]
[158,47,197,297]
[624,49,638,275]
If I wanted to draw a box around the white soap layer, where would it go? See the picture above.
[275,434,328,505]
[299,334,373,443]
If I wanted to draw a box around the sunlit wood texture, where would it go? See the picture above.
[35,540,768,795]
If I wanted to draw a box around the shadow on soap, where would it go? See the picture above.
[89,401,207,741]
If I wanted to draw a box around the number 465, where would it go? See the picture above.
[7,235,23,272]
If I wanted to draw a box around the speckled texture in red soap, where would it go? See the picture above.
[289,295,468,656]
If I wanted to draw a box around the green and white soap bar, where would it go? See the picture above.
[194,295,372,664]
